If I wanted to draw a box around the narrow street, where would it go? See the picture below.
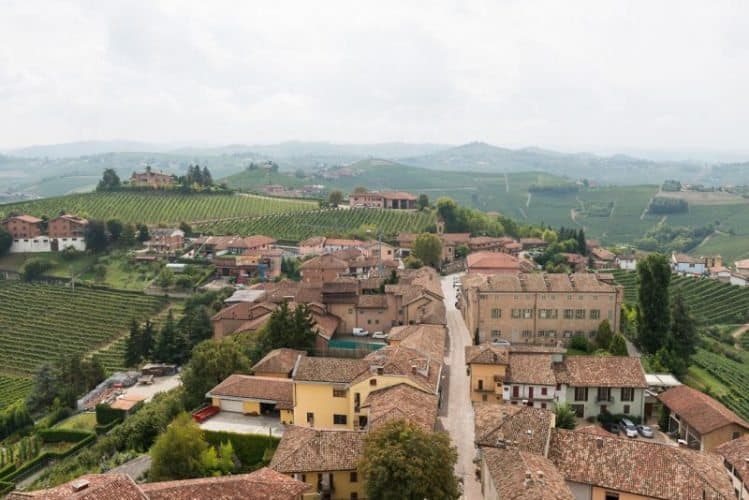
[440,273,482,499]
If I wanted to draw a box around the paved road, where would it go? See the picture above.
[439,273,482,499]
[109,455,152,480]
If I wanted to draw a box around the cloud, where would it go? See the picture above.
[1,0,748,152]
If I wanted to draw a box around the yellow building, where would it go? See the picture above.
[465,344,509,403]
[207,374,294,424]
[271,426,366,500]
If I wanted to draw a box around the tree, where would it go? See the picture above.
[353,186,368,193]
[150,413,209,481]
[359,419,460,500]
[668,291,698,361]
[328,190,343,207]
[21,258,52,282]
[141,319,156,359]
[137,224,150,243]
[636,254,672,354]
[411,233,442,268]
[201,166,213,186]
[156,267,175,289]
[26,364,59,412]
[180,339,251,409]
[0,226,12,257]
[594,320,613,350]
[121,223,136,246]
[97,168,121,191]
[84,220,109,253]
[125,319,142,367]
[257,301,317,356]
[180,304,214,349]
[608,333,629,356]
[153,311,179,363]
[417,194,429,210]
[179,221,192,237]
[554,403,577,430]
[106,219,123,242]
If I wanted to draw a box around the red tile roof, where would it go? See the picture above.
[481,447,574,500]
[553,356,646,388]
[466,251,522,271]
[363,383,438,432]
[507,353,556,385]
[658,384,749,435]
[207,375,293,407]
[6,474,145,500]
[270,426,365,473]
[252,348,306,376]
[715,435,749,486]
[474,403,555,455]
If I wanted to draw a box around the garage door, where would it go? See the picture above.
[219,399,244,413]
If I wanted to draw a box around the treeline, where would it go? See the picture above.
[635,223,713,253]
[96,166,230,194]
[26,354,106,414]
[648,196,688,214]
[661,180,681,192]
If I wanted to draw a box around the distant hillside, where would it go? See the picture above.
[399,142,705,185]
[7,140,171,158]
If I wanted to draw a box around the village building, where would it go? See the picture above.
[671,252,707,276]
[6,468,308,500]
[480,447,574,500]
[658,384,749,452]
[2,213,88,252]
[589,247,616,269]
[1,214,43,239]
[519,237,548,250]
[460,272,622,345]
[548,429,736,500]
[144,228,185,254]
[300,254,348,283]
[716,435,749,499]
[130,169,175,188]
[466,251,529,275]
[206,374,294,424]
[398,231,471,263]
[194,235,277,257]
[251,348,307,378]
[348,190,418,209]
[554,355,647,419]
[474,403,556,455]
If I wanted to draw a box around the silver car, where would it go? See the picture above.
[637,425,654,438]
[620,418,638,438]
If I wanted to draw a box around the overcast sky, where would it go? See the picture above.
[1,1,748,153]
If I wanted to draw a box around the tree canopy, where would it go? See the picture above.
[328,190,343,207]
[180,339,251,409]
[359,419,460,500]
[0,226,12,256]
[96,168,121,191]
[636,253,671,354]
[150,413,208,481]
[411,233,442,268]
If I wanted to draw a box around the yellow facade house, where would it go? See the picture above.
[465,343,509,403]
[206,374,294,424]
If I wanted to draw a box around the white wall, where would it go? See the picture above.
[10,238,86,253]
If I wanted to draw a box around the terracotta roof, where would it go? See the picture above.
[469,272,618,293]
[466,251,522,271]
[293,357,368,383]
[357,294,388,309]
[397,232,417,245]
[140,467,308,499]
[270,426,365,473]
[207,375,293,407]
[110,394,146,411]
[321,279,358,294]
[6,474,146,500]
[509,345,566,354]
[359,345,442,394]
[549,429,736,499]
[299,236,326,247]
[8,214,43,224]
[310,310,339,341]
[379,190,418,200]
[387,324,447,361]
[363,383,439,432]
[252,348,306,376]
[465,344,509,365]
[440,232,471,244]
[673,252,703,265]
[481,447,574,500]
[591,247,616,261]
[519,237,547,246]
[553,356,646,388]
[474,403,555,455]
[324,238,364,247]
[53,214,89,225]
[715,435,749,485]
[575,425,616,437]
[658,385,749,435]
[507,354,555,385]
[300,254,348,270]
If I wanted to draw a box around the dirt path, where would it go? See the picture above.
[526,192,532,207]
[731,324,749,349]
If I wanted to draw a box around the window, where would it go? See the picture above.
[333,414,348,425]
[563,309,574,319]
[571,404,584,418]
[482,394,488,401]
[491,308,501,318]
[541,403,547,409]
[350,471,358,483]
[732,431,741,439]
[574,387,588,401]
[480,294,488,300]
[478,380,484,391]
[367,319,372,324]
[621,387,634,402]
[575,309,586,319]
[522,330,532,337]
[511,309,521,319]
[370,379,377,386]
[590,309,600,320]
[523,308,533,319]
[333,388,346,398]
[623,405,630,414]
[351,493,359,500]
[605,492,620,500]
[306,412,314,424]
[491,330,501,339]
[513,386,520,398]
[563,331,573,338]
[547,330,556,337]
[541,387,547,396]
[597,387,611,401]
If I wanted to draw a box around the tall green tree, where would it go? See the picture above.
[180,339,251,409]
[554,403,577,430]
[328,190,343,207]
[417,193,429,210]
[412,233,442,268]
[97,168,121,191]
[141,319,156,359]
[180,305,214,348]
[636,253,672,354]
[659,291,698,376]
[150,413,209,481]
[26,364,59,412]
[0,226,12,256]
[154,311,178,363]
[359,419,460,500]
[125,319,142,367]
[84,220,109,253]
[608,333,629,356]
[258,301,317,355]
[594,320,613,350]
[106,219,123,242]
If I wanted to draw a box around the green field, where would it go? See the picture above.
[691,348,749,420]
[195,207,437,243]
[0,192,317,225]
[0,282,167,408]
[612,269,749,325]
[691,233,749,264]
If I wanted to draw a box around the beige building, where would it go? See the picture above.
[716,435,749,499]
[480,447,573,500]
[460,272,622,345]
[659,384,749,452]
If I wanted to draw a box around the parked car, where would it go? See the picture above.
[602,421,620,435]
[637,425,654,438]
[372,331,388,340]
[491,338,511,347]
[620,418,638,438]
[352,328,369,337]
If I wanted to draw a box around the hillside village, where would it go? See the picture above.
[2,176,749,500]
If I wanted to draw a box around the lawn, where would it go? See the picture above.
[0,252,97,278]
[54,413,97,432]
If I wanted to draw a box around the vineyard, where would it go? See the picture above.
[195,208,437,243]
[691,348,749,420]
[0,192,317,225]
[611,269,749,324]
[0,282,166,408]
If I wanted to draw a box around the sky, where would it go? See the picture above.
[1,0,748,154]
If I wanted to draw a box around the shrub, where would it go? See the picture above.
[203,431,279,470]
[569,335,593,353]
[95,404,126,426]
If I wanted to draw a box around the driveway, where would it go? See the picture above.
[439,273,482,499]
[121,374,182,403]
[199,411,285,437]
[109,455,152,479]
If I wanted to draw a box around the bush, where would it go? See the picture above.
[569,335,593,353]
[95,404,126,426]
[203,431,279,470]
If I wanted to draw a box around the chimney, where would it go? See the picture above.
[596,437,604,449]
[71,479,90,492]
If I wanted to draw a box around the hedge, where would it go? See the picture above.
[1,430,96,482]
[37,428,95,443]
[203,431,279,470]
[95,419,121,435]
[0,481,14,495]
[96,404,127,426]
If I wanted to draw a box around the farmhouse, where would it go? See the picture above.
[130,169,175,188]
[671,252,707,276]
[2,213,88,252]
[348,190,417,209]
[145,228,185,254]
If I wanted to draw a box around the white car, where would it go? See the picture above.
[352,328,369,337]
[620,418,639,438]
[372,331,388,340]
[637,425,654,438]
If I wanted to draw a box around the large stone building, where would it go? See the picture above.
[348,190,417,209]
[460,272,622,345]
[130,169,175,188]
